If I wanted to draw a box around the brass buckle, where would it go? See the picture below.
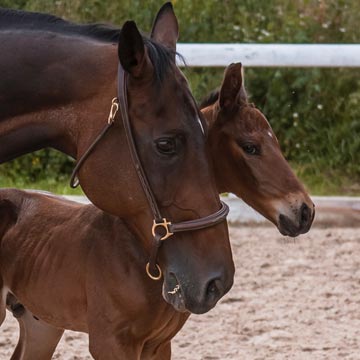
[108,98,119,124]
[152,218,173,241]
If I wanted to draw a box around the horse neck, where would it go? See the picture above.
[0,32,117,163]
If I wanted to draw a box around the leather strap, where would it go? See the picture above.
[116,65,229,280]
[70,63,230,281]
[117,66,163,222]
[117,66,229,232]
[147,232,163,278]
[70,121,114,188]
[169,201,229,234]
[147,200,229,277]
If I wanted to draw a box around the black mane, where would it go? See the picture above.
[0,8,121,42]
[0,7,176,82]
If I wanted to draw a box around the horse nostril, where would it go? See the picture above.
[300,203,311,225]
[206,278,223,300]
[207,281,217,295]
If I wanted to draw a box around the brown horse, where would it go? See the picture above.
[0,65,315,359]
[0,189,189,359]
[0,3,313,240]
[0,61,315,358]
[201,63,315,236]
[0,5,235,315]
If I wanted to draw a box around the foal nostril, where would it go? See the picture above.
[300,203,311,226]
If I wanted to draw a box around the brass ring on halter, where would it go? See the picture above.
[152,218,173,241]
[146,263,162,281]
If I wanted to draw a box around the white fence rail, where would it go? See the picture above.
[177,44,360,67]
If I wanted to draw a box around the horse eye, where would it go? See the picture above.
[155,138,176,155]
[242,144,259,155]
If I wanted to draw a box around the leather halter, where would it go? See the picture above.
[70,65,229,280]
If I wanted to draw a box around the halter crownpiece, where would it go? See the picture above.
[71,64,230,281]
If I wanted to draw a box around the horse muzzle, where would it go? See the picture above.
[278,201,315,237]
[162,269,233,314]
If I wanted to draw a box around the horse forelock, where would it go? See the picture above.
[230,105,270,134]
[142,38,179,84]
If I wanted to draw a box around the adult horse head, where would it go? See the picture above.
[0,4,234,313]
[201,63,315,237]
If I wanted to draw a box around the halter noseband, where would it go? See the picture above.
[70,65,229,280]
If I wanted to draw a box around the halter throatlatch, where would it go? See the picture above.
[69,98,119,188]
[70,64,230,281]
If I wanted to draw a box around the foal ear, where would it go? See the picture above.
[118,21,148,78]
[150,2,179,52]
[219,63,247,110]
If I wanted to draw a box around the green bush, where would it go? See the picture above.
[0,0,359,194]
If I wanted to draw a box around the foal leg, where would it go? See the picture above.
[89,335,142,360]
[141,341,171,360]
[153,342,171,360]
[88,324,143,360]
[0,278,6,326]
[9,306,64,360]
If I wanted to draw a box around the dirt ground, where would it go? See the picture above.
[1,226,360,359]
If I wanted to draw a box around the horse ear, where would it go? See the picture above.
[118,21,148,77]
[219,63,247,110]
[150,2,179,52]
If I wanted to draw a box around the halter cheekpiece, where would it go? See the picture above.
[70,64,229,280]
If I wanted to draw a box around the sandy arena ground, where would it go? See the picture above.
[1,226,360,359]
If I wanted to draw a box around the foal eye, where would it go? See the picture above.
[155,138,176,155]
[242,144,260,155]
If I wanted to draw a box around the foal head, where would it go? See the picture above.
[81,4,234,314]
[203,63,314,237]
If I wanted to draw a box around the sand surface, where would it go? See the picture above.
[1,226,360,359]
